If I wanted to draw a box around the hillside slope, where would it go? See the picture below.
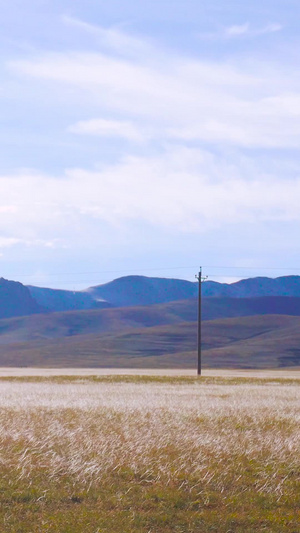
[0,303,187,345]
[2,296,300,345]
[0,315,298,369]
[0,278,42,319]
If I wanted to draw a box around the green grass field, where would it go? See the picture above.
[0,375,299,532]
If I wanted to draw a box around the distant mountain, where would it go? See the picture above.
[27,275,300,312]
[0,278,42,319]
[85,275,198,307]
[202,275,300,298]
[85,274,300,306]
[28,286,110,313]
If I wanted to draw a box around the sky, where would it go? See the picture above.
[0,0,300,289]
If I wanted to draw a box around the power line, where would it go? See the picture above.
[3,263,300,289]
[2,265,200,278]
[6,264,300,279]
[203,265,300,271]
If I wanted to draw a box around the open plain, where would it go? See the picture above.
[0,367,300,378]
[0,373,299,532]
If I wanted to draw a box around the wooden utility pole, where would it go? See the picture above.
[195,267,207,376]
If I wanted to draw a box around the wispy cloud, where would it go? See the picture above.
[225,22,282,38]
[61,15,153,58]
[68,119,145,143]
[9,43,300,149]
[225,23,250,37]
[201,22,282,41]
[0,236,57,249]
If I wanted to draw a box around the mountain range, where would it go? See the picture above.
[0,274,300,369]
[28,274,300,312]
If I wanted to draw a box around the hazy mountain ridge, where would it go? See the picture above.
[27,274,300,313]
[85,275,198,306]
[85,274,300,303]
[2,273,300,321]
[28,285,110,313]
[203,275,300,298]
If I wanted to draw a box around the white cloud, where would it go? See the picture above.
[69,118,145,142]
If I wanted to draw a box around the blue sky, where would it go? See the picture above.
[0,0,300,289]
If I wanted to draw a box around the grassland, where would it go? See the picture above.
[0,375,299,532]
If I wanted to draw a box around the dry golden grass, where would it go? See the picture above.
[0,377,299,532]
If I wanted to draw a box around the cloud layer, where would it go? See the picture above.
[9,28,300,150]
[1,147,300,253]
[1,6,300,285]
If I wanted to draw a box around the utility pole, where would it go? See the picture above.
[195,267,207,376]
